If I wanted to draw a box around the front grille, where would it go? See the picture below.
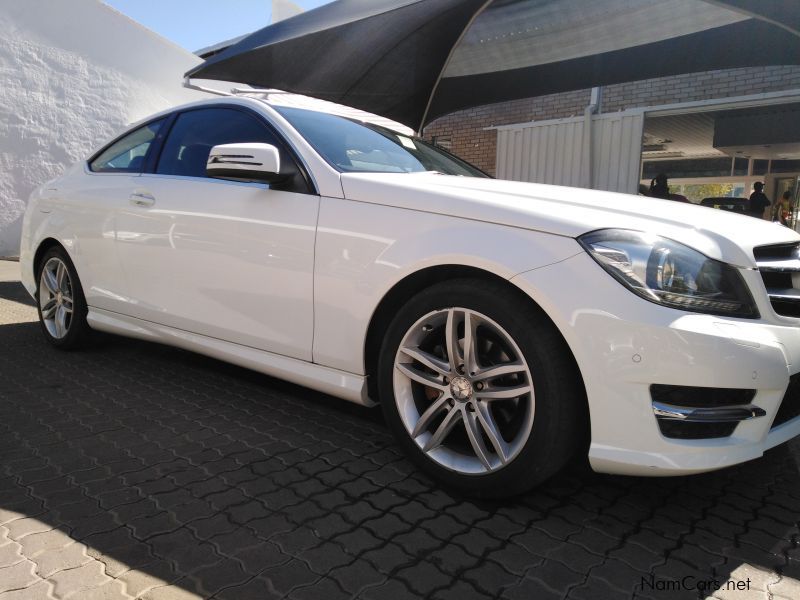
[773,373,800,428]
[753,243,799,260]
[754,242,800,317]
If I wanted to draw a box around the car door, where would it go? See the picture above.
[114,106,319,361]
[69,118,166,313]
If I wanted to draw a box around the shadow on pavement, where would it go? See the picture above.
[0,280,35,307]
[1,316,799,599]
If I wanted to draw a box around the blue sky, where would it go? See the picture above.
[104,1,332,53]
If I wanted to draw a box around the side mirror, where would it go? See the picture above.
[206,143,283,183]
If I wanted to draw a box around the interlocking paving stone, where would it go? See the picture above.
[2,266,800,600]
[48,560,110,598]
[0,581,53,600]
[0,560,39,595]
[33,542,91,578]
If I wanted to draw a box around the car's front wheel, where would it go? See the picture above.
[36,247,91,349]
[378,279,585,497]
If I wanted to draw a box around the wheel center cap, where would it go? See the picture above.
[450,376,473,402]
[56,292,62,305]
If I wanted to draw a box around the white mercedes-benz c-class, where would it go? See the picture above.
[19,96,800,496]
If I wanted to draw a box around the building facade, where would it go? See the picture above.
[424,65,800,208]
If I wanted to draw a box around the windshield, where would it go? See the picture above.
[273,106,488,177]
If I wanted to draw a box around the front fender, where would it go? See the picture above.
[312,196,582,373]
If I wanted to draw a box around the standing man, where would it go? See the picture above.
[748,182,770,219]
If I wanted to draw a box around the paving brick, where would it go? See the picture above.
[187,514,237,541]
[270,527,322,555]
[524,559,585,595]
[214,576,282,600]
[190,559,250,597]
[0,580,53,600]
[129,512,181,540]
[0,542,24,569]
[329,559,385,594]
[361,544,413,575]
[16,528,73,558]
[75,579,132,600]
[286,577,348,600]
[4,518,54,541]
[208,527,262,557]
[0,560,38,594]
[298,542,352,575]
[502,577,563,600]
[395,561,451,595]
[570,575,630,600]
[363,514,410,539]
[140,582,205,600]
[34,542,91,578]
[233,542,289,576]
[769,574,800,599]
[486,543,544,576]
[228,500,270,525]
[247,514,295,540]
[360,579,421,600]
[117,560,180,598]
[259,559,318,596]
[49,560,110,599]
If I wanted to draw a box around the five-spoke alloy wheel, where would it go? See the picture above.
[379,278,585,497]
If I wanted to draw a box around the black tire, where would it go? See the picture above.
[35,246,92,350]
[377,278,586,497]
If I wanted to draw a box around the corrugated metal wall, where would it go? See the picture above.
[495,111,644,194]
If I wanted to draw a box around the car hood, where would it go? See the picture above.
[340,172,800,268]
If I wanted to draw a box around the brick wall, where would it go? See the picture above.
[425,66,800,176]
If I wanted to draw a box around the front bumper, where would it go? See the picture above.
[511,252,800,477]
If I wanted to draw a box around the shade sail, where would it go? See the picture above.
[186,0,800,131]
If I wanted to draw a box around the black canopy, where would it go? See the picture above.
[186,0,800,132]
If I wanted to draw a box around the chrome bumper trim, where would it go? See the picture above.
[653,402,767,422]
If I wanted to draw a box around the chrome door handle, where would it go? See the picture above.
[129,192,155,207]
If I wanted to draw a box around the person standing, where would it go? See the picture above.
[748,182,770,219]
[649,173,689,202]
[774,190,793,226]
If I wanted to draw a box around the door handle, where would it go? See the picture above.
[129,191,155,207]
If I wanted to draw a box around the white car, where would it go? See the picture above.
[20,96,800,496]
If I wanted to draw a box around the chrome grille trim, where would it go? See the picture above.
[755,242,800,317]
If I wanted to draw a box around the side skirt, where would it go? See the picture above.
[87,308,374,407]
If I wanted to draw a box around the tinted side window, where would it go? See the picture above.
[157,108,279,178]
[90,119,165,173]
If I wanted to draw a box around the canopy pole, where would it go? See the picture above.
[581,87,602,189]
[417,0,494,134]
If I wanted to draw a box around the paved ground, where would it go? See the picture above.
[1,259,800,600]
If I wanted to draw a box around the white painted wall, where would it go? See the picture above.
[0,0,209,257]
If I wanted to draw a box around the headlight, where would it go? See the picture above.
[578,229,758,318]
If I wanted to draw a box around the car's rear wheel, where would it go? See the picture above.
[36,247,91,349]
[378,278,585,497]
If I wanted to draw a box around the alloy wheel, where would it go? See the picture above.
[39,257,74,339]
[393,307,535,474]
